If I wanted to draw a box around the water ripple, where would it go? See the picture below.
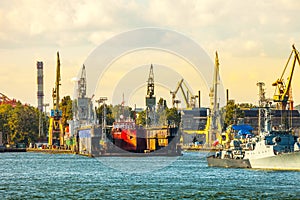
[0,152,299,199]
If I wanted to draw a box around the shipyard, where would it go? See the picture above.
[1,44,300,168]
[1,1,300,199]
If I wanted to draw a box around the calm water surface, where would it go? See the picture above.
[0,152,299,199]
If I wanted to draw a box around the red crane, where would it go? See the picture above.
[0,93,17,107]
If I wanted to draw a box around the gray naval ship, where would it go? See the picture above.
[207,106,300,170]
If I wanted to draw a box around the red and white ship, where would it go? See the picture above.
[111,118,138,152]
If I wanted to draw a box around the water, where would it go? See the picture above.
[0,152,299,199]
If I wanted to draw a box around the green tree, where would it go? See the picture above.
[0,103,40,145]
[166,107,181,127]
[111,104,134,120]
[60,96,73,128]
[157,97,168,126]
[136,110,146,126]
[95,104,115,126]
[0,104,13,144]
[18,105,39,144]
[136,98,181,127]
[221,101,256,129]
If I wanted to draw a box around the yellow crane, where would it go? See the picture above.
[208,51,222,146]
[272,45,300,110]
[48,52,64,147]
[170,79,197,109]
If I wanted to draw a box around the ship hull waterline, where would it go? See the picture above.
[248,151,300,171]
[206,155,251,168]
[207,152,300,170]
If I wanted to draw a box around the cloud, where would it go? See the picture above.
[1,0,298,53]
[1,0,300,106]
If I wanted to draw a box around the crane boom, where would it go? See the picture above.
[53,52,61,110]
[170,79,184,107]
[170,78,197,108]
[78,64,87,98]
[272,45,300,110]
[179,82,190,108]
[48,52,64,147]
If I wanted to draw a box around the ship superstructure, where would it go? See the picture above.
[105,64,181,156]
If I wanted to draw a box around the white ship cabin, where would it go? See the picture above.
[113,121,136,130]
[244,130,297,159]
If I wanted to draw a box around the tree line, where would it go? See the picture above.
[0,96,73,146]
[0,95,253,146]
[0,102,41,145]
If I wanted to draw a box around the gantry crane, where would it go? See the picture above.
[48,52,64,147]
[170,79,197,109]
[272,45,300,110]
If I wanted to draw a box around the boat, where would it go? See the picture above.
[207,151,251,168]
[243,107,300,170]
[111,119,137,152]
[105,117,182,156]
[207,106,300,170]
[207,124,253,168]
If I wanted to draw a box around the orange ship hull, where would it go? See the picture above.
[112,128,137,152]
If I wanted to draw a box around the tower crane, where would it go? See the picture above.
[145,64,156,126]
[78,64,87,98]
[272,45,300,110]
[170,79,197,109]
[208,51,222,146]
[147,64,155,100]
[48,52,64,147]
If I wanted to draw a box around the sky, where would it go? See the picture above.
[1,0,300,109]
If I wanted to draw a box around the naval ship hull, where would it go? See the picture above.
[207,152,300,170]
[207,155,251,168]
[248,151,300,170]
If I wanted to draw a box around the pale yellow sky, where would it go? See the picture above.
[1,0,300,109]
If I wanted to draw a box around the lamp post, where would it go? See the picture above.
[38,103,50,138]
[96,97,108,142]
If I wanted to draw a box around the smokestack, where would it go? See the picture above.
[226,89,229,105]
[37,61,44,112]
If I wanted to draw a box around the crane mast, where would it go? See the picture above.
[208,51,221,146]
[147,64,155,98]
[78,64,87,98]
[53,52,61,110]
[145,64,156,126]
[48,52,64,147]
